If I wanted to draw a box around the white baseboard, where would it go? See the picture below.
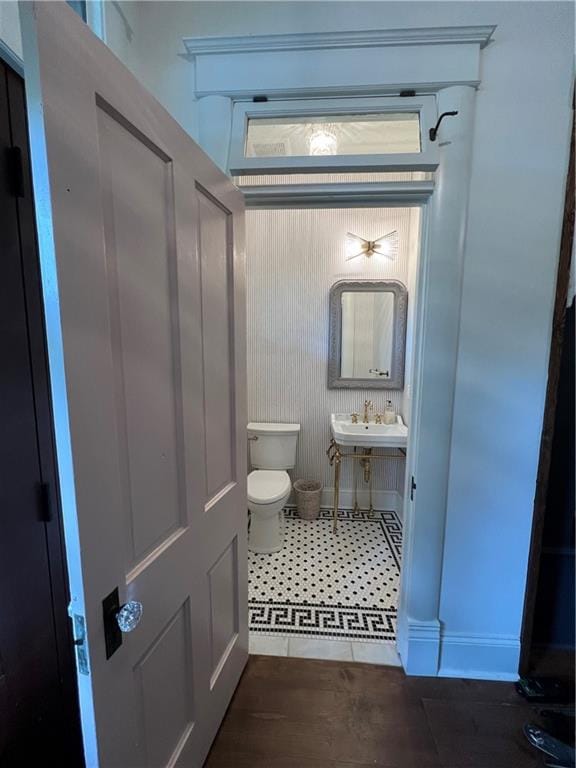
[401,619,441,676]
[320,488,403,516]
[438,631,520,681]
[400,622,520,681]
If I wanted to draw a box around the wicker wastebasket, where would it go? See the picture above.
[293,479,322,521]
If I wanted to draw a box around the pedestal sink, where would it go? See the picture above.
[330,413,408,448]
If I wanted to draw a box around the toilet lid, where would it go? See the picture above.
[247,470,291,505]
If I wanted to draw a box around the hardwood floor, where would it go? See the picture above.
[205,656,545,768]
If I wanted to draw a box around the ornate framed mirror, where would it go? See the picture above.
[328,280,408,389]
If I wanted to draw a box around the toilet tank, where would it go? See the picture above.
[247,423,300,469]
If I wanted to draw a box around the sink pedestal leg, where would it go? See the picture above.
[368,454,374,517]
[327,437,406,527]
[333,452,341,533]
[353,447,359,514]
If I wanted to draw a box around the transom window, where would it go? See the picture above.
[230,96,437,175]
[245,113,421,158]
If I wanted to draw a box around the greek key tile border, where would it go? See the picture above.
[249,601,397,641]
[249,507,402,641]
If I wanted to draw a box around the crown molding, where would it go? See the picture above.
[183,25,496,59]
[193,82,481,100]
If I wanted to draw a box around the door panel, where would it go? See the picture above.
[198,189,236,502]
[97,102,185,564]
[20,3,247,766]
[208,540,239,681]
[194,179,247,710]
[136,600,194,768]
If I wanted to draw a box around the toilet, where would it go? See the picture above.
[247,422,300,553]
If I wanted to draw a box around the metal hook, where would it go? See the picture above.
[429,111,459,142]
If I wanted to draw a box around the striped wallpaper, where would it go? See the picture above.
[235,171,433,185]
[246,206,420,497]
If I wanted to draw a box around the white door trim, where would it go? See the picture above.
[243,184,431,672]
[184,25,495,99]
[397,86,477,675]
[190,26,493,172]
[0,38,23,76]
[237,91,476,680]
[183,26,496,58]
[241,181,434,209]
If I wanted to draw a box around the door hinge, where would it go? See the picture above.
[5,146,24,198]
[410,476,417,501]
[37,481,53,522]
[70,612,89,676]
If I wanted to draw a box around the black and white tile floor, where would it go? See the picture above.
[248,508,402,663]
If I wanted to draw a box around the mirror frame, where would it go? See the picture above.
[328,279,408,390]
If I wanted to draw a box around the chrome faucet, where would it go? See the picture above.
[363,400,373,423]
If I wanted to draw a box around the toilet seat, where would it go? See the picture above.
[248,470,291,505]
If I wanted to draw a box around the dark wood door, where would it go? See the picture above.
[0,58,83,766]
[531,301,575,650]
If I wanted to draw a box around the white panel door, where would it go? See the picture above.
[19,3,247,766]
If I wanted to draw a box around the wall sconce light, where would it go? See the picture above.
[345,231,399,262]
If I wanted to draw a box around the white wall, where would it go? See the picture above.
[125,1,198,139]
[438,7,573,659]
[246,205,420,508]
[125,0,573,672]
[103,1,141,75]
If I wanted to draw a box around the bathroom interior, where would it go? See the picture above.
[242,178,422,664]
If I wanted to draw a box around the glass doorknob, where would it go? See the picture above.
[116,600,143,633]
